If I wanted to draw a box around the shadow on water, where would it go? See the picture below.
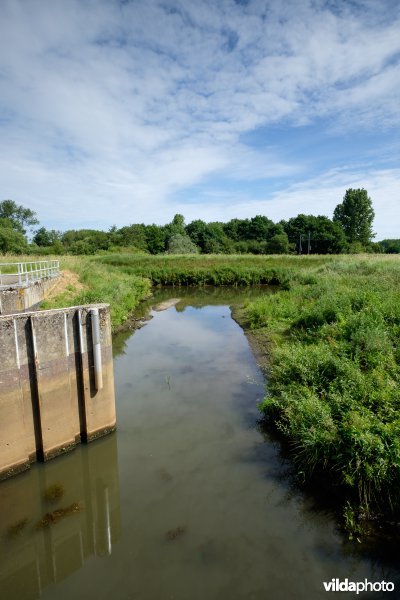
[255,418,400,580]
[230,390,400,598]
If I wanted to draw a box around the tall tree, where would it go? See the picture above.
[0,218,28,254]
[145,224,167,254]
[283,214,347,254]
[117,224,148,250]
[333,189,375,247]
[33,227,61,247]
[247,215,275,241]
[0,199,38,234]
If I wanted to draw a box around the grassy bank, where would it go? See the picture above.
[94,253,333,286]
[0,254,152,330]
[43,256,152,329]
[243,255,400,536]
[40,253,325,326]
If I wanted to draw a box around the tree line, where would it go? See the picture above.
[0,189,396,256]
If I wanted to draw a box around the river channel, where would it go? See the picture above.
[0,287,399,599]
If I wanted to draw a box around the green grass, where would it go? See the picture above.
[94,252,332,287]
[244,255,400,532]
[42,255,152,329]
[0,254,152,330]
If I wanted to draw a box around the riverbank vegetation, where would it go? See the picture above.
[39,255,151,328]
[243,255,400,537]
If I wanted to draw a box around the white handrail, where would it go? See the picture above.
[0,260,60,288]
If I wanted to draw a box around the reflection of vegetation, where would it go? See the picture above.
[343,502,365,543]
[165,525,187,541]
[112,327,134,357]
[44,483,65,503]
[6,517,29,538]
[36,502,82,529]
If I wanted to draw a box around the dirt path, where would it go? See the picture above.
[45,269,85,301]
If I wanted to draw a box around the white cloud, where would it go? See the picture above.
[0,0,399,235]
[182,166,400,240]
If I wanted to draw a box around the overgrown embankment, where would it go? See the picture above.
[95,253,329,286]
[40,255,151,329]
[243,255,400,536]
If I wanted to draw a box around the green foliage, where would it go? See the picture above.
[41,256,151,329]
[61,229,112,253]
[168,214,186,236]
[29,240,65,255]
[116,224,148,250]
[0,199,38,234]
[166,234,199,254]
[379,239,400,254]
[0,226,28,254]
[247,215,275,241]
[283,214,347,254]
[145,224,167,254]
[95,253,308,286]
[333,188,375,247]
[267,232,289,254]
[186,220,231,253]
[347,241,365,254]
[13,191,382,258]
[245,256,400,522]
[69,240,97,255]
[32,227,61,247]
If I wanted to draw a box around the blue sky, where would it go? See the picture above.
[0,0,399,239]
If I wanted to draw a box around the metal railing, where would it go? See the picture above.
[0,261,60,288]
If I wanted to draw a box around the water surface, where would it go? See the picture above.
[0,287,399,599]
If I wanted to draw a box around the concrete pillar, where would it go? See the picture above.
[0,317,31,478]
[80,307,116,442]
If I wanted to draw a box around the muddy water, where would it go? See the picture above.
[0,287,399,599]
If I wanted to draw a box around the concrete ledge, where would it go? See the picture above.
[0,458,31,482]
[0,304,116,479]
[0,275,59,314]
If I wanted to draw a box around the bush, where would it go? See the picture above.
[166,234,199,254]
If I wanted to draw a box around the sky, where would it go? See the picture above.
[0,0,399,239]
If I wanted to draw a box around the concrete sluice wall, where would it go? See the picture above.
[0,275,59,314]
[0,304,116,480]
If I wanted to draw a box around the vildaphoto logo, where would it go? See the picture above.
[323,579,394,594]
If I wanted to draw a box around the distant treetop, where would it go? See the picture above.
[0,199,38,234]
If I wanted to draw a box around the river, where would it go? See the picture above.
[0,287,398,599]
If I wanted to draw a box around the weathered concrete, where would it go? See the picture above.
[0,304,116,480]
[0,276,59,314]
